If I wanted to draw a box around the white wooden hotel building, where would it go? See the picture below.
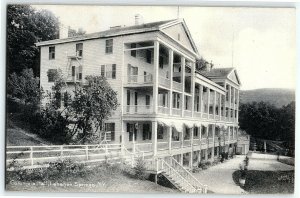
[36,18,241,170]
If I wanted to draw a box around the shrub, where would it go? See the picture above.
[133,157,147,180]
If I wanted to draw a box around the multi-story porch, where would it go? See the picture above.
[122,40,239,124]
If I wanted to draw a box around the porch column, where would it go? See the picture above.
[207,88,210,115]
[190,127,194,168]
[152,121,158,157]
[229,85,232,109]
[181,57,185,117]
[205,149,208,161]
[169,49,173,115]
[191,62,195,117]
[237,89,240,122]
[190,151,193,168]
[219,93,222,121]
[168,126,172,154]
[121,122,125,155]
[213,90,216,119]
[233,88,236,114]
[153,41,159,114]
[199,85,203,118]
[211,124,215,161]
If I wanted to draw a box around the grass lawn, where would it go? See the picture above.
[6,162,178,193]
[232,170,294,194]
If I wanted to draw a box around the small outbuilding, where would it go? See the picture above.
[237,130,250,155]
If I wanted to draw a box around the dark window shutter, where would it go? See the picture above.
[111,123,115,141]
[112,64,116,79]
[72,66,76,76]
[101,65,105,77]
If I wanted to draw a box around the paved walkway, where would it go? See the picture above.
[248,153,294,171]
[193,155,246,194]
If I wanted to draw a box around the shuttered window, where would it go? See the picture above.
[49,46,55,60]
[100,64,116,79]
[105,39,113,54]
[105,123,115,141]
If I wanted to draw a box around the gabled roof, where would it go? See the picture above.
[36,19,177,46]
[199,67,241,85]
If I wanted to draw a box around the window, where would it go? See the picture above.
[105,39,113,54]
[178,33,181,41]
[100,64,116,79]
[105,123,115,141]
[145,95,150,108]
[159,56,164,69]
[131,43,136,57]
[142,124,151,140]
[214,147,218,156]
[127,123,137,141]
[72,66,76,77]
[146,50,152,64]
[157,125,164,139]
[76,43,83,57]
[47,69,58,82]
[201,126,206,138]
[193,127,199,137]
[172,93,180,109]
[184,127,190,140]
[49,46,55,60]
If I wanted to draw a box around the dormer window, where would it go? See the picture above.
[76,43,83,57]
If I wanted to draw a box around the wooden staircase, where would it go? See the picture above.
[160,158,208,193]
[123,149,208,194]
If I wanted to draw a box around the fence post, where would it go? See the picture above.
[60,146,63,157]
[85,145,89,161]
[30,146,34,166]
[105,144,108,155]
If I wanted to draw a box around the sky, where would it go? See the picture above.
[33,5,296,90]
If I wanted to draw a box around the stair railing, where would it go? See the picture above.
[168,157,208,193]
[160,158,197,193]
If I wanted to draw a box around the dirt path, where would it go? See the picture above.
[193,156,246,194]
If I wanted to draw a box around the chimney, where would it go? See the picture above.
[135,14,143,25]
[59,24,68,39]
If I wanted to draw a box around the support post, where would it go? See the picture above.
[30,146,33,166]
[199,85,203,118]
[153,41,159,114]
[169,49,173,115]
[181,57,185,117]
[85,145,89,160]
[168,126,172,154]
[213,90,216,119]
[152,121,158,157]
[191,62,195,117]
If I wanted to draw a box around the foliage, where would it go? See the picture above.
[196,57,213,71]
[7,68,43,106]
[68,27,86,37]
[133,157,147,180]
[69,75,119,143]
[36,75,119,144]
[6,158,86,184]
[7,5,59,75]
[239,101,295,149]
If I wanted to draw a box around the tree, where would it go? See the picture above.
[196,57,213,72]
[7,68,43,106]
[7,5,59,75]
[68,27,86,37]
[70,76,119,143]
[39,75,119,144]
[239,101,295,146]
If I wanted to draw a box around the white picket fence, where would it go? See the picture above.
[6,144,122,169]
